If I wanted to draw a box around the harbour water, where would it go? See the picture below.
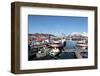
[29,51,77,60]
[28,40,88,61]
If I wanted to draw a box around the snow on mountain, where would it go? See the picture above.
[68,32,88,37]
[81,32,88,37]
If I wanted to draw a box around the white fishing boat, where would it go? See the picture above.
[76,40,87,49]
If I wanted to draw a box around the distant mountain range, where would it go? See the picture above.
[68,32,88,37]
[29,33,56,37]
[28,32,88,38]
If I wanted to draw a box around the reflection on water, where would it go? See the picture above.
[28,40,88,61]
[29,52,77,60]
[60,52,77,59]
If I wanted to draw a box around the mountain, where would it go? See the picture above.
[81,32,88,37]
[28,33,56,37]
[68,32,88,37]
